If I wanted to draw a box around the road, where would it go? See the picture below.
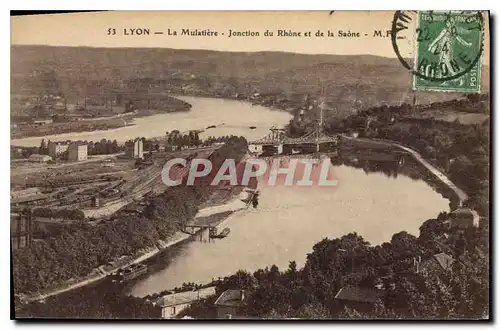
[395,144,468,203]
[341,135,468,206]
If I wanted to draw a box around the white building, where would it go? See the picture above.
[248,144,263,154]
[125,138,144,159]
[48,141,69,159]
[214,289,248,319]
[450,207,480,228]
[68,142,88,162]
[33,119,53,126]
[154,286,216,319]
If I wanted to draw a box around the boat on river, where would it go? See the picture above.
[111,263,148,283]
[209,227,230,239]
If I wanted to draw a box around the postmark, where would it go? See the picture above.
[391,11,484,93]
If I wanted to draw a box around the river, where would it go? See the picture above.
[15,96,450,301]
[127,157,449,298]
[11,96,293,147]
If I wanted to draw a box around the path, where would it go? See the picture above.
[341,135,468,205]
[395,144,468,203]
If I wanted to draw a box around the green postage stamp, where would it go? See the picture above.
[413,11,484,93]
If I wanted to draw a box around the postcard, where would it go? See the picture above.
[11,10,490,320]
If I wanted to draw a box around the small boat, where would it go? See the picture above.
[209,227,231,239]
[249,126,257,130]
[111,263,148,283]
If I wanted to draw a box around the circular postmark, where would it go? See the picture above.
[391,10,484,83]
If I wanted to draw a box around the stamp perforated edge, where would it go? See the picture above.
[411,11,485,93]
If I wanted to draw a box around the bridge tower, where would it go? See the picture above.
[269,126,284,144]
[313,79,327,152]
[314,98,325,152]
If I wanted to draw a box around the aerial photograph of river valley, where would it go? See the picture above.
[10,11,490,320]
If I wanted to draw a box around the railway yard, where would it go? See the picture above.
[11,147,218,226]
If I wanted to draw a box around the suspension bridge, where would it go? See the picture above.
[250,127,339,146]
[249,99,339,155]
[248,125,339,155]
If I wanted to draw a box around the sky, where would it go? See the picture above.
[11,11,490,63]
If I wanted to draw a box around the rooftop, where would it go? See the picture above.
[69,141,88,146]
[451,207,476,216]
[125,138,143,144]
[450,207,480,226]
[432,253,455,271]
[334,286,385,304]
[50,141,71,145]
[155,286,216,308]
[214,289,247,307]
[28,154,52,161]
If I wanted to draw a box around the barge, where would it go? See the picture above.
[110,263,148,283]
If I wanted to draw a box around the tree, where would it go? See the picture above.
[391,231,420,254]
[419,218,447,243]
[112,140,119,153]
[39,139,47,155]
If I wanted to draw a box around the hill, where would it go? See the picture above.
[11,45,490,117]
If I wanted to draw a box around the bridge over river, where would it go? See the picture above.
[248,126,339,155]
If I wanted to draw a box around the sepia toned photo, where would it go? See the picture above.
[10,10,490,320]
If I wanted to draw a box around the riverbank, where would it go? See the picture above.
[11,89,291,142]
[11,96,292,148]
[172,90,296,114]
[20,183,257,304]
[11,97,191,139]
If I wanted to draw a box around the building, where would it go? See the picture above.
[417,253,455,274]
[48,141,69,159]
[11,187,47,205]
[333,286,385,313]
[11,187,42,200]
[68,142,88,162]
[214,289,248,319]
[91,196,100,208]
[248,144,263,154]
[125,138,144,159]
[449,207,480,228]
[33,118,53,126]
[154,286,216,319]
[28,154,52,163]
[11,212,33,250]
